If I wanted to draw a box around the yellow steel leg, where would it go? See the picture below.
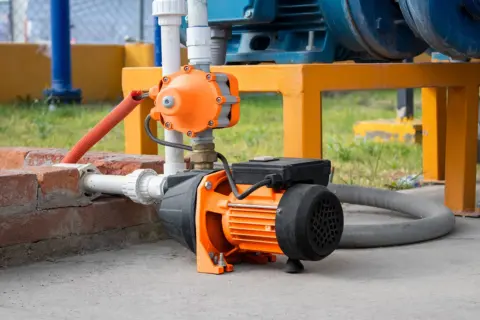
[123,98,158,155]
[282,88,322,158]
[444,86,479,214]
[422,88,447,181]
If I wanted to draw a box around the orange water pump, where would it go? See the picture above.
[148,66,344,275]
[149,65,240,137]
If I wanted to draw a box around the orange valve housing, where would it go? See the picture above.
[149,65,240,137]
[156,158,344,275]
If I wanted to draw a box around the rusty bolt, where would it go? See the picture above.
[208,120,214,127]
[183,66,190,72]
[187,131,193,137]
[162,76,169,83]
[206,74,212,80]
[165,122,172,129]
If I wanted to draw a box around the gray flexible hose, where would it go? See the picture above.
[327,184,456,248]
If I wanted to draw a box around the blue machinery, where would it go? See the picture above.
[44,0,82,104]
[173,0,480,147]
[178,0,480,65]
[154,16,162,67]
[48,0,480,103]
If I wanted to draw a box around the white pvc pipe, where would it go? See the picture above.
[83,174,128,195]
[161,25,186,176]
[82,171,166,204]
[187,0,208,27]
[186,0,212,66]
[153,0,187,176]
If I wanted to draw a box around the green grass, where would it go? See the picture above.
[0,90,424,188]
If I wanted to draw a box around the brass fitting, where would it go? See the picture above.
[191,143,218,170]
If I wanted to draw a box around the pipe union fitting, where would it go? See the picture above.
[122,169,165,205]
[190,151,218,164]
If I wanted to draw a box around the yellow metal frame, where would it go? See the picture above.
[122,63,480,215]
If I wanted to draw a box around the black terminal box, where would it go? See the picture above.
[231,157,331,188]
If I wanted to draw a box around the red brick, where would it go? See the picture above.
[17,147,190,175]
[24,149,169,174]
[0,198,158,247]
[25,149,123,167]
[0,170,38,215]
[24,166,91,209]
[79,154,166,175]
[0,147,33,169]
[24,148,67,166]
[76,151,119,163]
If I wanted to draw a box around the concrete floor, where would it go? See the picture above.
[1,186,480,319]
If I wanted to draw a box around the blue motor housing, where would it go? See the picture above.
[398,0,480,60]
[179,0,480,64]
[201,0,428,64]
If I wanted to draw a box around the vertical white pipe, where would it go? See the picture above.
[187,0,208,27]
[160,26,181,75]
[152,0,187,176]
[186,0,215,148]
[186,0,211,66]
[161,25,185,175]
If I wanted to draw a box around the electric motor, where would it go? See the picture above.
[157,157,344,274]
[182,0,480,64]
[398,0,480,60]
[182,0,428,64]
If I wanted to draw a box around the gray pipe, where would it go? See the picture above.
[211,27,230,65]
[327,184,456,248]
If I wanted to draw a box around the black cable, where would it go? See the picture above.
[144,115,193,151]
[216,153,271,200]
[144,115,272,200]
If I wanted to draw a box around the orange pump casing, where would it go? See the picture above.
[195,170,285,275]
[149,65,240,137]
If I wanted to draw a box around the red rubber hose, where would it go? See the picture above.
[61,91,145,164]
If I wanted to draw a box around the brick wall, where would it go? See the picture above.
[0,147,189,267]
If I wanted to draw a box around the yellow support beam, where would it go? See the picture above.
[122,63,480,215]
[422,88,447,181]
[123,97,158,155]
[445,86,479,213]
[122,68,162,155]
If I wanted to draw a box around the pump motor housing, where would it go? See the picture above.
[157,157,344,274]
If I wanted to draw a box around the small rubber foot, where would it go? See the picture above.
[284,259,304,274]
